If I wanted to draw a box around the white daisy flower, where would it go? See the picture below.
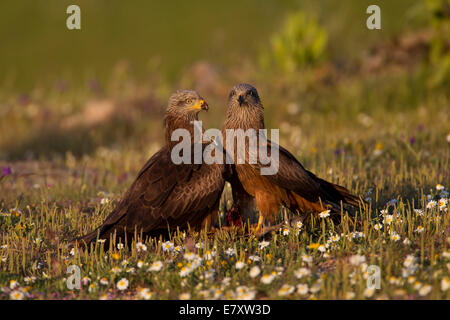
[384,215,394,225]
[136,242,147,252]
[137,260,145,268]
[302,254,313,264]
[179,266,192,277]
[174,245,183,253]
[374,223,383,230]
[309,282,322,293]
[248,255,261,262]
[349,255,366,266]
[225,247,236,256]
[184,252,200,261]
[195,242,203,249]
[24,276,36,284]
[278,284,295,297]
[221,277,231,286]
[345,291,355,300]
[364,287,375,298]
[439,198,448,211]
[296,284,309,295]
[9,280,19,289]
[88,283,97,292]
[413,281,423,290]
[179,292,191,300]
[403,255,416,268]
[148,261,163,272]
[390,232,401,241]
[249,266,261,278]
[418,285,432,296]
[110,266,122,274]
[329,234,341,242]
[203,250,216,260]
[137,288,153,300]
[426,200,437,209]
[441,277,449,291]
[258,241,270,250]
[261,274,275,284]
[319,210,330,218]
[116,278,129,291]
[235,261,246,270]
[414,226,424,233]
[162,241,174,252]
[236,289,256,300]
[10,290,24,300]
[351,231,365,239]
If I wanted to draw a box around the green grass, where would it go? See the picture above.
[0,0,449,300]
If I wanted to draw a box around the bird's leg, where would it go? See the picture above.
[253,191,277,235]
[255,214,265,233]
[201,210,218,233]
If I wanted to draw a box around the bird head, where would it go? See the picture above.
[227,83,263,110]
[224,83,265,129]
[167,90,209,119]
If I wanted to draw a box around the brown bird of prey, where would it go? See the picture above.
[222,83,364,231]
[73,90,225,248]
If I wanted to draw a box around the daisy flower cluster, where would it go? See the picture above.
[0,181,448,300]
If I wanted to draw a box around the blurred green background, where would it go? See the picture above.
[0,0,448,161]
[0,0,429,91]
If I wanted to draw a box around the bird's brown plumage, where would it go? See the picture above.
[73,90,226,248]
[222,83,364,229]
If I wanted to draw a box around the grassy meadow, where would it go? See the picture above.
[0,1,449,300]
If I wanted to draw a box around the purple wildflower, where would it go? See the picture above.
[1,166,12,176]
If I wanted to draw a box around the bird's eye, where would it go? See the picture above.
[186,99,193,105]
[248,90,254,97]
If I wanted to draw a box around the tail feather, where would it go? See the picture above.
[330,183,365,207]
[68,228,101,250]
[313,174,365,208]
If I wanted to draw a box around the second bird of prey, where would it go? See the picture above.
[74,84,364,248]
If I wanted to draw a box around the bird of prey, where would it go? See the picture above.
[222,83,364,231]
[73,90,226,248]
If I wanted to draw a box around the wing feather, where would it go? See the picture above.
[250,139,354,204]
[78,143,225,244]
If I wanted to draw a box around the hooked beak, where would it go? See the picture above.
[237,95,245,106]
[190,99,209,111]
[201,99,209,111]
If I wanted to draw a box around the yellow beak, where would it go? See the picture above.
[190,99,208,110]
